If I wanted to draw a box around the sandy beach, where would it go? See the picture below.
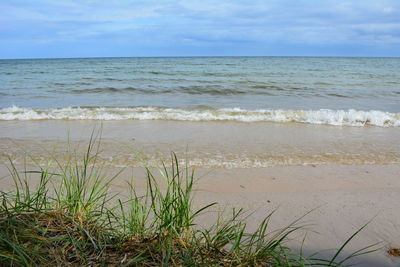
[2,1,400,265]
[1,120,399,266]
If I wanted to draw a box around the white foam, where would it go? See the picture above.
[1,106,399,127]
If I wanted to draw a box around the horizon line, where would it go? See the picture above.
[1,55,400,60]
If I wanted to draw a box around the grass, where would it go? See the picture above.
[0,136,379,266]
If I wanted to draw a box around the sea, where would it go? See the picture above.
[0,57,399,127]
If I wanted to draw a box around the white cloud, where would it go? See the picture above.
[1,0,400,47]
[383,7,393,13]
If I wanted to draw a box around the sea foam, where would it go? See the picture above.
[0,106,399,127]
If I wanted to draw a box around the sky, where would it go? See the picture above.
[1,0,399,58]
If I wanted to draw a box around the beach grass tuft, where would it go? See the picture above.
[0,137,378,266]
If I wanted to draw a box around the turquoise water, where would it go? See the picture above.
[0,57,399,126]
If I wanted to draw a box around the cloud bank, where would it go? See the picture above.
[1,0,399,58]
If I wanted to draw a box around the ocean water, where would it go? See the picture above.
[1,57,399,127]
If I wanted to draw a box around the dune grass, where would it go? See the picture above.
[0,136,378,266]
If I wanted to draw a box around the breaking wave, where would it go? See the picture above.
[1,106,399,127]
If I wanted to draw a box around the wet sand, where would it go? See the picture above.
[0,120,399,266]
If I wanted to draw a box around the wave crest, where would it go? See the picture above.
[0,106,399,127]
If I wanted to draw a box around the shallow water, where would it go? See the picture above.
[1,120,399,168]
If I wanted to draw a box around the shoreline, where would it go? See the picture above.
[1,120,399,168]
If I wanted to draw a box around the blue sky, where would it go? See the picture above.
[1,0,399,58]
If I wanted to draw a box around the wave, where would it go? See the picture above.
[67,86,275,95]
[1,106,399,127]
[178,86,249,95]
[327,93,352,98]
[251,85,285,90]
[69,87,174,94]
